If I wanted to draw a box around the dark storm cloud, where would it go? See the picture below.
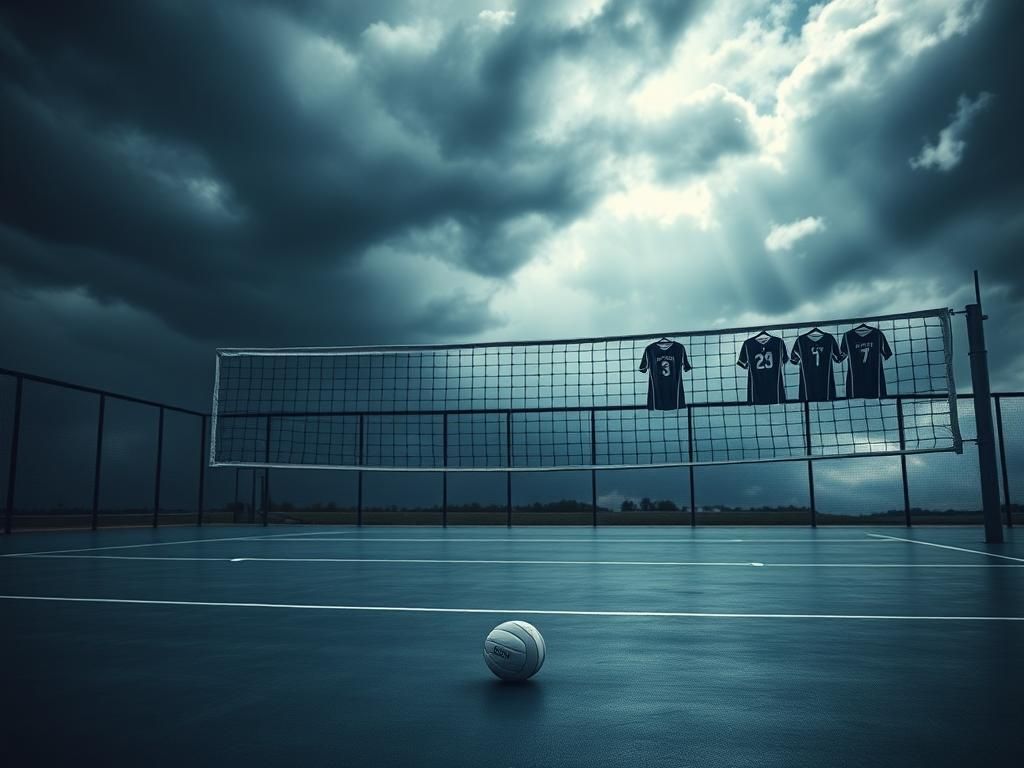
[709,0,1023,319]
[0,1,605,350]
[0,0,716,357]
[1,1,1021,446]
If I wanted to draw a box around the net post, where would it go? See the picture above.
[897,398,912,527]
[994,395,1012,527]
[233,468,240,522]
[803,401,816,527]
[197,415,207,527]
[442,413,448,528]
[153,405,164,528]
[357,414,364,527]
[590,409,597,527]
[249,470,256,523]
[687,406,695,527]
[965,299,1003,543]
[5,375,23,534]
[91,393,105,531]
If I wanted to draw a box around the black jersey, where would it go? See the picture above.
[790,330,843,402]
[841,326,893,398]
[639,340,692,410]
[737,334,788,405]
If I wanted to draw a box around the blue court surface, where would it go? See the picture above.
[2,525,1023,767]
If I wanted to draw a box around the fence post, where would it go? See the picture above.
[357,414,364,527]
[687,406,696,527]
[965,293,1003,543]
[590,409,597,527]
[442,413,448,528]
[91,394,106,531]
[897,398,911,527]
[804,401,816,527]
[153,406,164,528]
[994,395,1012,527]
[263,416,271,527]
[262,470,269,527]
[506,410,512,528]
[197,415,206,526]
[5,375,23,534]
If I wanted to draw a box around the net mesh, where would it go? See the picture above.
[212,309,960,471]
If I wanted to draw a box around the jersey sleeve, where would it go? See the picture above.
[790,338,802,365]
[736,340,749,369]
[779,339,789,365]
[681,344,693,372]
[638,346,649,373]
[879,331,893,360]
[839,331,850,361]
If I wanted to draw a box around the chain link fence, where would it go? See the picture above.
[1,368,1021,529]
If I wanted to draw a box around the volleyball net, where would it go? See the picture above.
[210,308,961,472]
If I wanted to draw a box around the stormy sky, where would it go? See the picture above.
[1,0,1021,516]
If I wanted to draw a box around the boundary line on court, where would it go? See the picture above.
[0,529,357,558]
[8,554,1024,568]
[1,594,1021,621]
[258,537,897,544]
[867,533,1024,563]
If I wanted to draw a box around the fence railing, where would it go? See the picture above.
[0,367,1020,531]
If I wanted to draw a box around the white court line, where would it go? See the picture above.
[262,537,894,544]
[0,533,884,558]
[1,594,1021,621]
[867,533,1024,563]
[12,554,1024,568]
[0,529,356,558]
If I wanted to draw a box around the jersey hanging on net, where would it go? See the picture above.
[737,333,788,405]
[840,326,893,398]
[790,330,843,402]
[638,340,692,410]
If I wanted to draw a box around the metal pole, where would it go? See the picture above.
[357,414,364,527]
[804,400,816,527]
[965,292,1003,543]
[234,467,240,523]
[197,415,206,526]
[356,472,363,526]
[262,470,269,527]
[153,406,164,528]
[807,461,817,528]
[91,394,106,531]
[590,409,597,527]
[687,406,695,527]
[506,471,513,528]
[897,398,911,527]
[5,375,23,534]
[263,416,271,527]
[442,414,448,528]
[994,395,1012,527]
[250,470,256,524]
[506,410,512,528]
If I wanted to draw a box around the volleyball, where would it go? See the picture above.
[483,620,546,681]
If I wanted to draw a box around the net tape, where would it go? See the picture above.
[211,308,960,471]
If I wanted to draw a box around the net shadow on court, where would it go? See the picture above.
[2,525,1022,768]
